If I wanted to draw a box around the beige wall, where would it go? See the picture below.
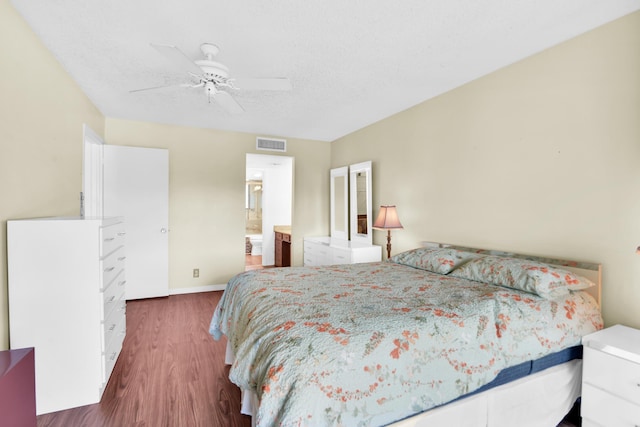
[0,2,106,349]
[105,119,330,291]
[332,12,640,329]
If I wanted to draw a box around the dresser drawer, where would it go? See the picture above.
[303,241,316,254]
[103,271,125,320]
[106,310,126,353]
[310,245,330,261]
[582,383,640,426]
[584,346,640,404]
[102,262,122,291]
[100,221,125,257]
[102,318,118,353]
[103,304,125,352]
[101,315,125,387]
[101,248,125,290]
[332,247,351,265]
[103,348,120,387]
[351,245,382,263]
[304,240,330,266]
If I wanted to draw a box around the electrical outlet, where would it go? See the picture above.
[193,268,199,278]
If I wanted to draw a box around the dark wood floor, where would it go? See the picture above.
[37,291,581,427]
[37,292,251,427]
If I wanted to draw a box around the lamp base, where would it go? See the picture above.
[386,230,392,259]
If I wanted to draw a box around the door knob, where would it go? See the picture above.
[161,228,168,233]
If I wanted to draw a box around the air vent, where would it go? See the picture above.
[256,137,287,152]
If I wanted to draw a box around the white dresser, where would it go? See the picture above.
[581,324,640,426]
[7,217,127,415]
[303,236,381,266]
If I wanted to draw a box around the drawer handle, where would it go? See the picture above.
[107,296,116,303]
[118,256,127,261]
[118,280,126,287]
[104,237,115,242]
[109,324,116,332]
[117,232,126,236]
[109,352,117,361]
[104,267,115,273]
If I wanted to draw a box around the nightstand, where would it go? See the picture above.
[581,324,640,426]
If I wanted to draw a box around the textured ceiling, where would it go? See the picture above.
[11,1,640,142]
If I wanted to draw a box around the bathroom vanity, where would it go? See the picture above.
[274,226,291,267]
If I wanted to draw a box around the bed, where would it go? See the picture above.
[209,243,603,426]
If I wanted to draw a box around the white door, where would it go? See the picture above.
[104,145,169,300]
[82,124,104,218]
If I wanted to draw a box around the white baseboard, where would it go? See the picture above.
[169,284,226,295]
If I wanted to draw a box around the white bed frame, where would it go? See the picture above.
[229,243,602,427]
[390,359,583,427]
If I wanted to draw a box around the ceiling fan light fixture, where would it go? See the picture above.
[205,81,217,91]
[204,82,217,102]
[194,60,229,79]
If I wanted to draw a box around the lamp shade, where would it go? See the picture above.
[373,205,403,230]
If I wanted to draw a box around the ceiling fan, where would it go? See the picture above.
[130,43,292,114]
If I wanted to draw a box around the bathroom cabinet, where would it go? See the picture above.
[275,230,291,267]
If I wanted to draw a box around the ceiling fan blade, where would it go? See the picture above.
[150,43,203,76]
[129,82,197,93]
[213,91,244,114]
[231,77,292,91]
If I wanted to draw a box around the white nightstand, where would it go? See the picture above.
[581,324,640,426]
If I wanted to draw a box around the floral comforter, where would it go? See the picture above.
[209,262,602,426]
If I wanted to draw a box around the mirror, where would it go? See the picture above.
[330,166,349,240]
[349,161,372,245]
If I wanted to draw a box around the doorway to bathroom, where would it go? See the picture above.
[245,153,293,270]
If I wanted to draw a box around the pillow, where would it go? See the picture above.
[449,255,595,299]
[389,247,481,274]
